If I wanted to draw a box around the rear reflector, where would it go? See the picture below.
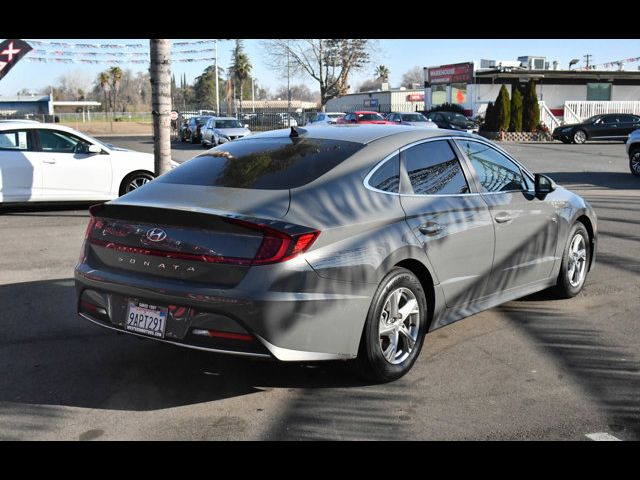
[192,329,253,341]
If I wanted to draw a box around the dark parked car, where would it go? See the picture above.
[552,113,640,144]
[75,125,597,382]
[180,116,212,144]
[424,111,478,132]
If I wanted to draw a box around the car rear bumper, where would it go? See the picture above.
[74,261,373,361]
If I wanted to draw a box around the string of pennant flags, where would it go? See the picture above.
[588,56,640,69]
[24,56,214,64]
[19,39,219,65]
[24,39,216,49]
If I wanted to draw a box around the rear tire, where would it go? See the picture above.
[355,267,428,383]
[550,222,590,298]
[629,147,640,176]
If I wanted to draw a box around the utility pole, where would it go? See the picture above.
[214,39,219,115]
[287,41,291,127]
[150,39,173,175]
[584,54,592,70]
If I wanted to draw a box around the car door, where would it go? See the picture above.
[594,115,620,139]
[430,113,448,129]
[36,129,112,200]
[399,138,495,307]
[455,138,559,294]
[0,128,41,202]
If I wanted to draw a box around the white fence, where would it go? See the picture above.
[539,101,561,131]
[565,101,640,122]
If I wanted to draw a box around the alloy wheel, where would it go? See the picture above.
[574,130,586,144]
[567,233,587,288]
[126,175,152,193]
[378,287,420,365]
[631,151,640,175]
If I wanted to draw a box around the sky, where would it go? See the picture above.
[1,39,639,97]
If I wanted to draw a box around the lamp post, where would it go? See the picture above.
[287,40,291,127]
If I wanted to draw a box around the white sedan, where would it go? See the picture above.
[0,121,178,203]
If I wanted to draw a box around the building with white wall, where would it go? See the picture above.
[324,88,425,113]
[424,59,640,121]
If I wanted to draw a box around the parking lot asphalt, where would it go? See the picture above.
[1,137,639,440]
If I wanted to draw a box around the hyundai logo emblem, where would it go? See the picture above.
[146,228,167,242]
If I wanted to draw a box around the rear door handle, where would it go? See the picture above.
[418,222,444,235]
[494,212,513,223]
[43,159,56,164]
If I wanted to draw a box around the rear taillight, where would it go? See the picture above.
[226,218,320,265]
[79,204,105,263]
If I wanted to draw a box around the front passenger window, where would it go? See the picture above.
[456,140,528,193]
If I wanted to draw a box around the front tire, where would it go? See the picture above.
[551,222,590,298]
[573,129,587,144]
[355,267,428,382]
[119,171,155,196]
[629,147,640,176]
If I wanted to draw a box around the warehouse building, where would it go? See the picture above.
[324,87,425,113]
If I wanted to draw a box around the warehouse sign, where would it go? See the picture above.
[407,94,424,101]
[363,99,379,108]
[428,62,474,85]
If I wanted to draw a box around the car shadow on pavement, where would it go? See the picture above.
[544,171,639,190]
[497,300,640,440]
[0,278,371,413]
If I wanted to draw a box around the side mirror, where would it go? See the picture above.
[244,124,249,129]
[535,174,556,198]
[88,144,102,154]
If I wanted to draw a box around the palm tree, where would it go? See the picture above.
[231,40,252,115]
[374,65,390,82]
[98,71,110,115]
[109,66,123,117]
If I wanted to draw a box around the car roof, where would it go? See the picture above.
[237,124,475,145]
[212,117,239,121]
[0,121,81,133]
[391,112,427,115]
[352,111,381,114]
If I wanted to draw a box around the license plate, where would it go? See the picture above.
[125,301,167,338]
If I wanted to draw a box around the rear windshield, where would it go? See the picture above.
[215,119,243,128]
[358,113,385,121]
[402,114,428,122]
[159,137,365,190]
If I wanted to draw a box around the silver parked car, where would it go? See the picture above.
[201,117,251,147]
[307,112,347,126]
[75,125,597,382]
[386,112,438,129]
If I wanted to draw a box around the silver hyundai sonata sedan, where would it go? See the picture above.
[75,125,597,382]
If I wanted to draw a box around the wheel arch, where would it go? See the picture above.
[394,258,436,329]
[575,214,596,271]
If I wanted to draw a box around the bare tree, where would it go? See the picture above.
[149,39,172,176]
[262,39,374,109]
[401,66,424,88]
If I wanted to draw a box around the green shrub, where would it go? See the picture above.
[509,87,523,132]
[522,80,540,132]
[495,85,510,132]
[481,102,498,131]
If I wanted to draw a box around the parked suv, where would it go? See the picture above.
[553,113,640,144]
[626,128,640,176]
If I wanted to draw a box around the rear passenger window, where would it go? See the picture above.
[456,139,528,193]
[368,153,400,193]
[402,140,469,195]
[0,130,31,151]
